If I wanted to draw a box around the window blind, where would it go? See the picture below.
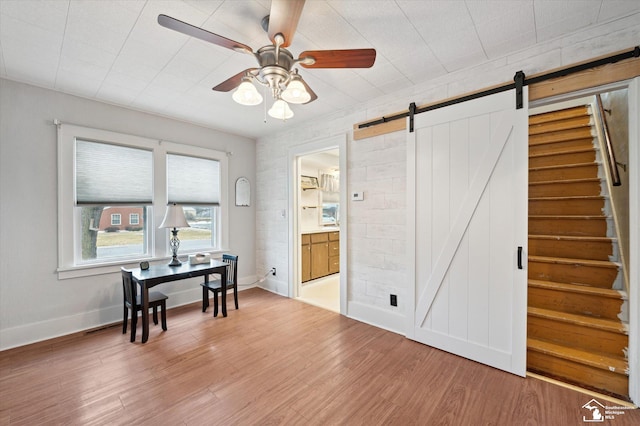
[75,140,153,205]
[167,154,220,205]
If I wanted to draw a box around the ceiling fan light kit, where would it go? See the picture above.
[157,0,376,121]
[232,78,263,106]
[281,75,311,104]
[268,99,294,120]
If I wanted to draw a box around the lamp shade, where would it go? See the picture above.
[159,203,190,229]
[232,79,263,106]
[268,99,294,120]
[281,79,311,104]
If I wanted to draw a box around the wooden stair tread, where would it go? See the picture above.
[528,307,628,334]
[529,106,589,124]
[527,338,628,375]
[528,279,627,300]
[529,126,594,139]
[528,234,615,243]
[529,178,601,186]
[528,147,594,158]
[529,215,609,219]
[528,215,611,237]
[529,116,593,135]
[529,136,594,147]
[529,162,597,172]
[529,195,604,201]
[529,129,594,145]
[529,255,620,269]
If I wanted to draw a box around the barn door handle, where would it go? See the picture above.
[517,246,523,269]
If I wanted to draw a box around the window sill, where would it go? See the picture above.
[57,249,227,280]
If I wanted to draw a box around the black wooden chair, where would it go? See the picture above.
[201,254,239,316]
[121,267,168,342]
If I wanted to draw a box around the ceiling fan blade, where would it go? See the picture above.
[267,0,305,48]
[158,14,253,54]
[299,49,377,69]
[212,69,258,92]
[298,76,317,104]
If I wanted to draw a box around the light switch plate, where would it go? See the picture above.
[352,192,364,201]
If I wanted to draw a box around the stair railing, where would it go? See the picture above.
[595,94,621,186]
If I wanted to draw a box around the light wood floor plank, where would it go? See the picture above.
[1,288,638,425]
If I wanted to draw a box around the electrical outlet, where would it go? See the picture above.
[272,267,276,276]
[390,294,397,306]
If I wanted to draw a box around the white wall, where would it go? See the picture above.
[0,79,256,350]
[255,14,640,333]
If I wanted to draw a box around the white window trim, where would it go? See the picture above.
[57,124,229,279]
[129,213,140,226]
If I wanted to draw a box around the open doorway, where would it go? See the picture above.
[296,149,341,312]
[526,85,633,401]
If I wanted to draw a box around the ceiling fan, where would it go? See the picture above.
[158,0,376,119]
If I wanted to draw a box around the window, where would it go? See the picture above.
[74,139,153,263]
[57,124,228,278]
[110,214,122,226]
[167,154,220,252]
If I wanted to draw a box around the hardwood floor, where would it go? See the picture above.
[1,288,638,425]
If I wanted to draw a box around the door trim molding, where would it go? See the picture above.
[627,77,639,404]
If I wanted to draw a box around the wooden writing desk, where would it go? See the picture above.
[131,260,227,343]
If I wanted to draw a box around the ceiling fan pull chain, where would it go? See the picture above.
[263,87,268,123]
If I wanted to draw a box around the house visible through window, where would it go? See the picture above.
[57,123,228,276]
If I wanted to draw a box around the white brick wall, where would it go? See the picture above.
[348,130,407,312]
[256,15,640,333]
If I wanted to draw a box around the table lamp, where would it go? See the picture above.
[159,203,190,266]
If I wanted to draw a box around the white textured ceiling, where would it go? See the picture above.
[1,0,638,139]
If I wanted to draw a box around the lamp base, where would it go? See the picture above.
[168,227,182,266]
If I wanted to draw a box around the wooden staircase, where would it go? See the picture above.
[527,105,629,399]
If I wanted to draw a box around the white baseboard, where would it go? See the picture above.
[1,282,403,351]
[0,276,255,351]
[257,277,288,296]
[346,301,406,336]
[0,287,200,351]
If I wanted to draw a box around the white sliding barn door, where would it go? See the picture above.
[407,88,528,376]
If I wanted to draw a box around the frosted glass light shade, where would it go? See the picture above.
[281,79,311,104]
[159,203,190,229]
[268,99,294,120]
[232,80,263,106]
